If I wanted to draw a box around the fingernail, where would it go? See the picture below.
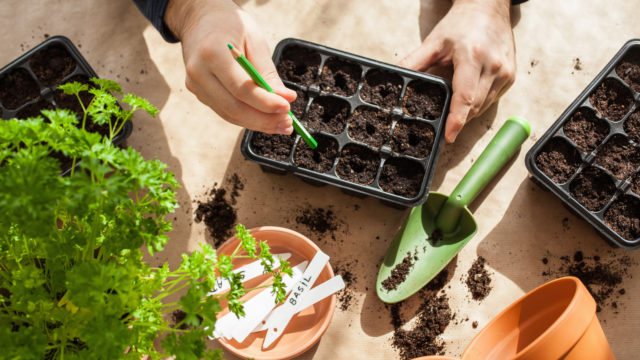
[448,130,459,143]
[277,121,292,134]
[276,106,289,114]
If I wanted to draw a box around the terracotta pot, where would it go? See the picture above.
[462,276,614,360]
[215,226,336,360]
[412,356,459,360]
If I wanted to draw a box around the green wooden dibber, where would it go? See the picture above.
[228,44,317,149]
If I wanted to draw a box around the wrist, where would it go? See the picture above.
[451,0,510,21]
[165,0,203,40]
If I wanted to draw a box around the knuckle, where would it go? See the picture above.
[198,45,218,64]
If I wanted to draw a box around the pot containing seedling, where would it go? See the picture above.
[377,117,530,303]
[241,38,451,208]
[526,39,640,249]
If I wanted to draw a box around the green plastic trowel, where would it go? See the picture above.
[376,116,530,303]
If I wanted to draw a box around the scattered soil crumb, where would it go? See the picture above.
[562,217,570,231]
[465,256,492,301]
[542,251,634,312]
[573,58,583,71]
[334,261,358,311]
[472,321,478,329]
[295,205,341,242]
[388,286,453,359]
[430,229,443,243]
[382,251,417,292]
[194,174,244,247]
[530,59,539,67]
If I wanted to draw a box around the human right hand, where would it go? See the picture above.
[165,0,296,134]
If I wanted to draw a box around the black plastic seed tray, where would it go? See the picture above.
[0,35,132,174]
[525,39,640,249]
[240,38,451,208]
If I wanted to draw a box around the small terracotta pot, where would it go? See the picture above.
[462,276,614,360]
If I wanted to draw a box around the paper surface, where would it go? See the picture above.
[3,0,639,358]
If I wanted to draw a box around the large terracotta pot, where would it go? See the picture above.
[462,276,614,360]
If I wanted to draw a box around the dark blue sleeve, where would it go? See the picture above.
[132,0,179,43]
[512,0,528,4]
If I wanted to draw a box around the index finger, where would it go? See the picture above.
[445,60,482,143]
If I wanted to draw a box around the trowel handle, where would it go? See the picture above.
[435,116,530,233]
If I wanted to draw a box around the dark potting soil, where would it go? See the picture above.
[569,166,616,211]
[563,108,609,153]
[305,96,349,135]
[333,261,358,311]
[589,78,633,122]
[250,132,296,161]
[347,107,391,148]
[319,57,361,97]
[293,134,338,173]
[391,119,434,158]
[360,69,402,110]
[402,80,445,119]
[29,44,76,87]
[604,195,640,240]
[16,98,55,119]
[0,68,40,109]
[381,251,417,292]
[295,205,340,242]
[336,144,379,185]
[389,291,453,359]
[465,256,492,301]
[288,86,308,119]
[55,75,110,136]
[277,46,320,87]
[171,309,202,330]
[194,176,243,247]
[616,53,640,93]
[542,251,633,312]
[535,137,581,183]
[595,135,640,181]
[379,157,424,198]
[624,109,640,144]
[631,173,640,196]
[50,150,74,173]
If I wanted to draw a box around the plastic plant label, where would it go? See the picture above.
[207,253,291,295]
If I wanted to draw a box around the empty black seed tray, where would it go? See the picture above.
[0,35,132,175]
[240,38,451,207]
[525,39,640,249]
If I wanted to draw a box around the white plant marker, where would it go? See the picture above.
[263,251,330,348]
[211,260,307,340]
[253,274,345,333]
[207,253,292,296]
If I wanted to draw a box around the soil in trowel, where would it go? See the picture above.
[388,269,453,360]
[465,256,492,300]
[194,174,244,247]
[542,250,634,312]
[381,251,417,292]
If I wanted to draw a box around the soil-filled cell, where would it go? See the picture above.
[360,69,402,110]
[305,96,349,135]
[595,135,640,180]
[616,51,640,93]
[569,167,616,211]
[336,144,379,185]
[379,157,424,198]
[29,44,76,87]
[287,85,308,119]
[390,120,435,158]
[0,68,40,110]
[51,150,74,173]
[535,137,581,184]
[589,78,633,122]
[16,98,55,119]
[347,107,391,148]
[250,132,296,161]
[624,109,640,144]
[402,80,445,119]
[319,57,361,97]
[294,134,338,173]
[604,195,640,241]
[563,107,609,153]
[277,46,320,86]
[631,173,640,196]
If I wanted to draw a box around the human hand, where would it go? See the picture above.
[400,0,515,143]
[165,0,296,134]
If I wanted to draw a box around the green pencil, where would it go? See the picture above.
[228,43,317,149]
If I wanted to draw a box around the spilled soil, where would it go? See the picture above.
[194,174,244,247]
[465,256,492,301]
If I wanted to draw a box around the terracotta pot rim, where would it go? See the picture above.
[216,226,336,360]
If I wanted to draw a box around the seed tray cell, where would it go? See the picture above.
[0,36,133,175]
[526,39,640,249]
[240,39,451,207]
